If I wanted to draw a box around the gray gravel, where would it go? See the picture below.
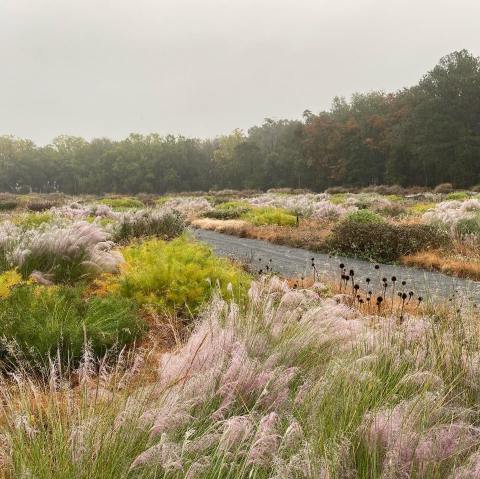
[192,228,480,304]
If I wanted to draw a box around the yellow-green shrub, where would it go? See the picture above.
[241,207,296,226]
[409,202,436,215]
[99,197,144,209]
[116,237,250,314]
[13,212,53,229]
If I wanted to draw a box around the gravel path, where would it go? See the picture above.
[192,228,480,304]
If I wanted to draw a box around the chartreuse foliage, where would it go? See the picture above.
[99,197,144,209]
[241,206,297,226]
[115,236,250,314]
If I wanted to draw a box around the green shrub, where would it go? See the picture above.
[345,209,385,224]
[0,285,143,366]
[99,197,144,209]
[409,202,436,215]
[447,191,470,201]
[241,207,296,226]
[203,201,251,220]
[13,212,53,229]
[0,201,18,211]
[455,216,480,236]
[113,209,185,242]
[329,193,347,205]
[27,201,56,212]
[326,221,449,262]
[117,237,251,315]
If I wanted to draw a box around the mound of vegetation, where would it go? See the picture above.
[327,216,448,262]
[113,209,185,242]
[0,200,18,211]
[241,207,297,226]
[12,221,124,283]
[27,201,57,212]
[0,284,142,367]
[99,197,144,209]
[203,201,251,220]
[114,236,251,315]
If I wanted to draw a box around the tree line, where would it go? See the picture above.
[1,49,480,194]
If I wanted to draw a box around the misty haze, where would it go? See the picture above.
[1,2,480,478]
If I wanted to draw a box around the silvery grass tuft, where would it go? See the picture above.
[161,197,213,219]
[112,207,185,242]
[246,192,355,219]
[3,277,480,477]
[423,199,480,229]
[7,220,124,282]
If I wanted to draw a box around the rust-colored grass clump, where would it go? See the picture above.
[402,250,480,280]
[192,218,331,251]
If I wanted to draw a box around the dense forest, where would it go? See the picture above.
[1,49,480,194]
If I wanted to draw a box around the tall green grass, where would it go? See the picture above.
[3,277,480,477]
[0,284,143,367]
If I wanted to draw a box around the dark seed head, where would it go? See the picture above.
[366,277,370,283]
[402,293,407,300]
[377,296,383,303]
[402,281,407,286]
[409,291,414,297]
[382,277,387,283]
[374,264,380,269]
[418,296,423,302]
[339,263,345,269]
[354,284,359,290]
[391,276,397,282]
[349,269,354,276]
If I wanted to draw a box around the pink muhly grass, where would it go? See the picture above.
[184,457,212,479]
[130,433,182,471]
[247,412,281,466]
[218,415,255,452]
[414,423,480,473]
[450,450,480,478]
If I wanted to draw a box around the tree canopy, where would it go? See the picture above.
[2,50,480,194]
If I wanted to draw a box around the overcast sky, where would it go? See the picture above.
[0,0,479,144]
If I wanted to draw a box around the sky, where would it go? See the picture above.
[0,0,479,145]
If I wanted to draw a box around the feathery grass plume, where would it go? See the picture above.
[5,273,480,477]
[160,197,213,219]
[112,207,185,242]
[9,221,124,282]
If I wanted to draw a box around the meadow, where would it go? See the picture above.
[1,189,480,477]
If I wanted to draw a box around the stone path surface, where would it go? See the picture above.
[192,228,480,304]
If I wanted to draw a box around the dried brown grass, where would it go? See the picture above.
[192,218,331,251]
[402,250,480,280]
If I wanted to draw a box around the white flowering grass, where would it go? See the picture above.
[423,199,480,229]
[246,192,356,220]
[2,277,480,477]
[7,221,124,282]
